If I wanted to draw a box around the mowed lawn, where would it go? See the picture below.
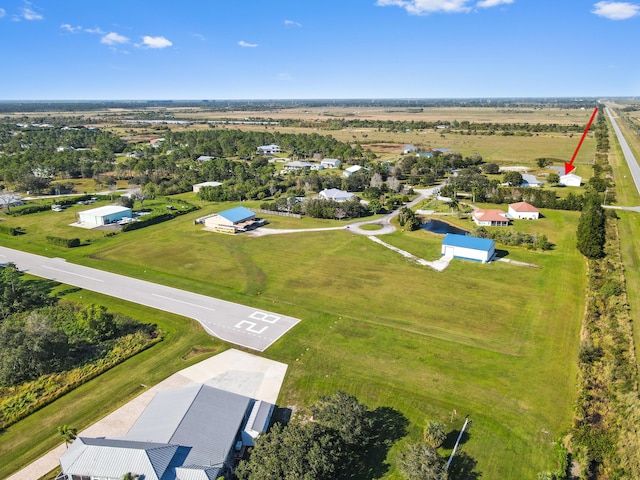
[0,202,587,478]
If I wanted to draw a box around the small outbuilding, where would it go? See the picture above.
[520,174,543,188]
[441,234,495,263]
[193,181,222,193]
[78,205,132,227]
[559,173,582,187]
[508,201,540,220]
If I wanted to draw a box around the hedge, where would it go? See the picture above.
[45,236,81,248]
[121,203,199,232]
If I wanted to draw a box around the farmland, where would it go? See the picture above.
[0,103,606,478]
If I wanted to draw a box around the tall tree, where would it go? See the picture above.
[398,441,448,480]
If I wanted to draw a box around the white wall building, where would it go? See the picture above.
[441,234,496,263]
[508,202,540,220]
[77,205,132,226]
[559,173,582,187]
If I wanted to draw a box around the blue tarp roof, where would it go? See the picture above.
[217,206,255,223]
[442,233,495,251]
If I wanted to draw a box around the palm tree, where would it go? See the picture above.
[58,425,77,448]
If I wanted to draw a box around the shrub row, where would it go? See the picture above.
[46,236,81,248]
[121,202,199,232]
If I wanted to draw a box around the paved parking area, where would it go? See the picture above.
[0,246,300,351]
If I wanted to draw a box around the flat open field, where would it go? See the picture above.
[0,197,585,478]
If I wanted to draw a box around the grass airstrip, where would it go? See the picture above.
[0,195,585,478]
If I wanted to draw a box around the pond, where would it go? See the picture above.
[420,218,469,235]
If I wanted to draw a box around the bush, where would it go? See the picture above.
[45,236,81,248]
[0,225,22,236]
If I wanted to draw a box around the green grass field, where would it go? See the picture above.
[0,196,585,478]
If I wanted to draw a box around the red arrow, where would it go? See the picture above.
[565,107,598,175]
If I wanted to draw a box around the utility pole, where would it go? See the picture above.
[446,415,470,471]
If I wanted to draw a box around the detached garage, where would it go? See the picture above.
[78,205,132,227]
[441,234,495,264]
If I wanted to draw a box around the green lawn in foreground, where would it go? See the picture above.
[0,198,585,478]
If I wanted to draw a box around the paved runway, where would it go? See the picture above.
[606,107,640,197]
[0,246,300,351]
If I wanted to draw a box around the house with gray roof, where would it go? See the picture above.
[319,188,355,203]
[58,385,272,480]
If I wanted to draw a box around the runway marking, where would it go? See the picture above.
[41,265,104,282]
[235,320,268,335]
[249,311,280,324]
[151,293,216,312]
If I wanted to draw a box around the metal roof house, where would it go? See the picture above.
[320,158,341,168]
[441,234,495,263]
[319,188,355,203]
[257,144,281,155]
[77,205,132,227]
[520,174,543,188]
[58,384,273,480]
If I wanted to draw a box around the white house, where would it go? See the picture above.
[343,165,363,177]
[193,181,222,193]
[441,234,496,263]
[559,173,582,187]
[508,202,540,220]
[257,144,281,155]
[319,188,355,203]
[77,205,132,227]
[321,158,341,169]
[403,144,418,154]
[472,209,510,227]
[196,155,216,162]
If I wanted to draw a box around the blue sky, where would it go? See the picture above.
[0,0,638,99]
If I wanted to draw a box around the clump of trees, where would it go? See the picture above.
[398,207,420,231]
[473,227,552,250]
[236,391,407,480]
[576,194,605,259]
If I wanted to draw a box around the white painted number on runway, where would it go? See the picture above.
[249,311,280,324]
[234,311,281,334]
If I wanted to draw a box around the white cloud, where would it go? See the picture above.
[284,19,302,27]
[22,4,43,20]
[60,23,83,33]
[193,33,206,41]
[277,73,294,81]
[376,0,472,14]
[476,0,513,7]
[85,27,105,34]
[140,35,173,49]
[100,32,129,45]
[592,1,640,19]
[238,40,258,47]
[376,0,513,14]
[0,8,6,18]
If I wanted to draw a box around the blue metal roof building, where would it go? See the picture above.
[441,233,495,263]
[216,206,256,224]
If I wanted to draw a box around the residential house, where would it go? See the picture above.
[520,174,543,187]
[320,158,341,169]
[257,144,281,155]
[319,188,355,203]
[193,181,222,193]
[284,161,313,172]
[472,209,510,227]
[203,206,263,234]
[58,384,274,480]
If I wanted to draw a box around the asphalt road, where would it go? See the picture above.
[606,107,640,197]
[0,246,300,352]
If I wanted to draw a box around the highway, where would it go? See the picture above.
[605,107,640,197]
[0,246,299,351]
